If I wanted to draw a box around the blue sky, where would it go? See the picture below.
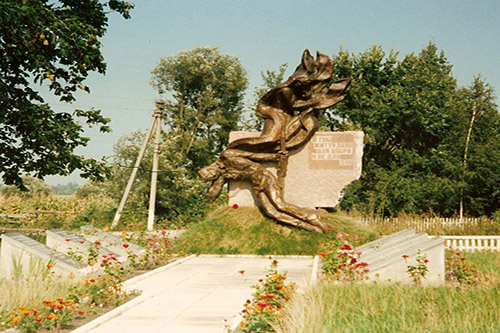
[44,0,500,185]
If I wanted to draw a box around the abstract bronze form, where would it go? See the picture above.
[199,50,351,233]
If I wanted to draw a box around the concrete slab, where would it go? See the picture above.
[357,230,445,285]
[72,255,315,333]
[80,225,145,260]
[46,229,116,265]
[0,233,90,278]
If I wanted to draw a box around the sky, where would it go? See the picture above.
[44,0,500,185]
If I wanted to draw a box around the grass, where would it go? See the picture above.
[0,275,77,328]
[172,206,380,255]
[274,251,500,333]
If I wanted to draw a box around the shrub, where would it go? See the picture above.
[319,233,369,282]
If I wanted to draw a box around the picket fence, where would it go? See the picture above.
[361,217,480,231]
[442,236,500,252]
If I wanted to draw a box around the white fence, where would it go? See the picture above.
[361,217,481,232]
[442,236,500,252]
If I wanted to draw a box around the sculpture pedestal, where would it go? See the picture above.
[228,131,364,208]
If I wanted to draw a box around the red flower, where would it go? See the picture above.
[123,243,129,249]
[423,259,430,264]
[65,238,71,242]
[232,203,239,209]
[138,225,143,228]
[35,317,42,323]
[326,228,333,232]
[238,270,245,275]
[402,254,409,259]
[262,294,275,300]
[94,241,101,245]
[78,310,85,315]
[460,257,466,261]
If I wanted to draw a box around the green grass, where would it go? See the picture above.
[172,206,379,255]
[274,251,500,333]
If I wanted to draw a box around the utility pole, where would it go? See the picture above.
[111,102,164,230]
[147,103,164,231]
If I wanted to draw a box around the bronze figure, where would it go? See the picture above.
[199,50,351,233]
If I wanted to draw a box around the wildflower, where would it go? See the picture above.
[47,313,56,320]
[94,241,101,245]
[161,230,167,236]
[460,257,466,261]
[123,243,129,249]
[232,203,239,209]
[238,270,245,275]
[326,228,333,232]
[35,317,42,323]
[319,252,330,257]
[423,259,430,264]
[402,254,409,259]
[65,238,71,242]
[138,225,143,228]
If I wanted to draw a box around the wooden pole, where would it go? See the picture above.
[111,112,156,229]
[147,103,164,231]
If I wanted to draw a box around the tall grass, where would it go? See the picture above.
[274,251,500,333]
[173,206,379,255]
[0,265,78,329]
[0,194,116,230]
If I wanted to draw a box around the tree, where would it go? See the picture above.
[103,130,210,226]
[0,0,134,189]
[327,43,492,217]
[451,77,500,217]
[1,176,52,197]
[150,46,248,171]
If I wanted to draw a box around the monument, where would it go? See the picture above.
[199,50,360,233]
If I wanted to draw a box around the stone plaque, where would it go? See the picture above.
[0,233,90,278]
[46,229,115,265]
[228,131,363,208]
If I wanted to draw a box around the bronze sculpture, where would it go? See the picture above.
[199,50,351,233]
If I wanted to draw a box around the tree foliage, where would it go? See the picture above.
[104,130,211,226]
[0,0,134,189]
[326,43,500,217]
[150,46,248,171]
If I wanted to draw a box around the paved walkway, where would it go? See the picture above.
[72,255,317,333]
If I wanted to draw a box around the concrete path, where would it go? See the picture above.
[72,255,317,333]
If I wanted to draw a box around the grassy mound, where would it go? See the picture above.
[173,206,379,255]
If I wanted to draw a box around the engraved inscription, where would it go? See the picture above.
[309,134,356,170]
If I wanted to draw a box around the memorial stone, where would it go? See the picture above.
[356,229,445,285]
[80,225,145,260]
[228,131,364,208]
[0,233,90,278]
[46,229,116,265]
